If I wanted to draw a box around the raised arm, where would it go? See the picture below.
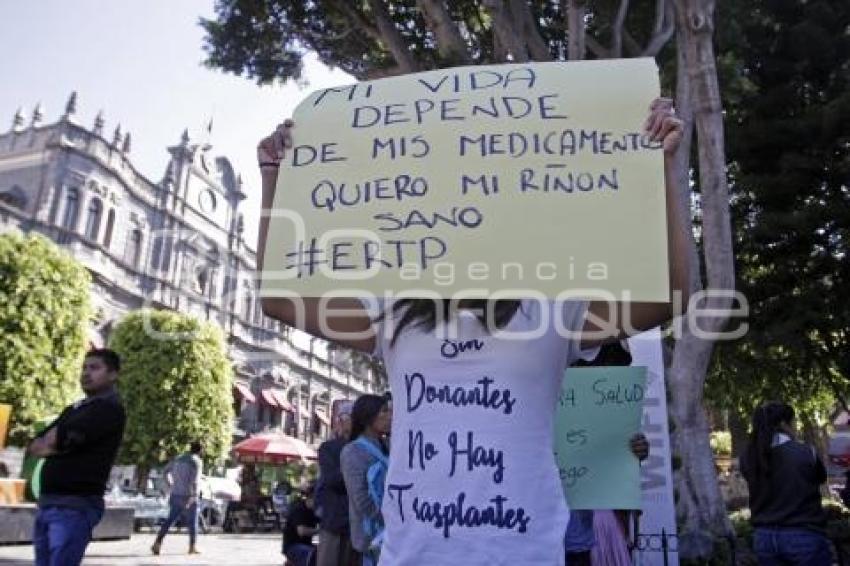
[582,98,691,348]
[256,121,376,353]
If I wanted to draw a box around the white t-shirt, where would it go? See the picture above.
[363,298,588,566]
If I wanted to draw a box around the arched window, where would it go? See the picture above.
[197,268,209,295]
[0,186,26,210]
[208,269,217,299]
[62,188,79,231]
[124,229,142,267]
[254,299,263,325]
[242,283,253,321]
[103,209,115,248]
[84,198,102,241]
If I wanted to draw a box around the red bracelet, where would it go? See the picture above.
[259,162,280,168]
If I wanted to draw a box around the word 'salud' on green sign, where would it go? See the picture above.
[263,59,668,300]
[555,366,647,510]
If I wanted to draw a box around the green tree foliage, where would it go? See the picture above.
[0,232,92,445]
[200,1,675,83]
[110,310,234,476]
[708,0,850,420]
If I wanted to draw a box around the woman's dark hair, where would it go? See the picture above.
[349,394,389,443]
[744,402,795,480]
[573,341,632,367]
[379,299,522,347]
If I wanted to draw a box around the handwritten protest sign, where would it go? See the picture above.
[555,366,647,510]
[263,58,668,300]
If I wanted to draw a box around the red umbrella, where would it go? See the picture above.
[233,432,317,465]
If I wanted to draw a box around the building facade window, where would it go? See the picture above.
[0,186,26,210]
[254,300,263,326]
[196,267,208,295]
[61,188,79,231]
[103,209,115,248]
[242,283,253,321]
[124,229,142,267]
[58,188,80,243]
[208,269,218,300]
[84,198,102,241]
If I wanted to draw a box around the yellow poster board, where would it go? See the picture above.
[0,404,10,448]
[263,59,668,301]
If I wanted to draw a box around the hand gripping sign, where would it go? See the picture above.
[262,58,668,301]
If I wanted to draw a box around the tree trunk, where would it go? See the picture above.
[668,0,736,559]
[565,0,586,60]
[508,0,551,61]
[643,0,676,56]
[611,0,630,58]
[483,0,531,62]
[416,0,471,65]
[729,410,749,459]
[136,465,150,492]
[366,0,421,73]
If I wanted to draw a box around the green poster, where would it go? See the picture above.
[554,366,647,510]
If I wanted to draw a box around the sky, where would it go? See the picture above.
[0,0,352,242]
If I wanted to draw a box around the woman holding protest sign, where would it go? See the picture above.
[255,96,688,565]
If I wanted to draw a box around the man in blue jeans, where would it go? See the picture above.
[151,441,204,555]
[27,349,126,566]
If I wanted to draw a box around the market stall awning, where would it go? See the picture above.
[233,382,256,404]
[233,432,317,464]
[260,389,279,408]
[314,410,330,427]
[271,390,294,413]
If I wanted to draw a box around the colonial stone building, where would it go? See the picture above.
[0,93,384,445]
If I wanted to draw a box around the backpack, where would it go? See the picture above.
[354,437,388,563]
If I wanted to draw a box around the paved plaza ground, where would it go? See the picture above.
[0,532,285,566]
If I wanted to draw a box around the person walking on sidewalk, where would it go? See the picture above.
[152,441,204,556]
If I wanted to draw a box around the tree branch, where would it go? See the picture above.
[585,35,610,58]
[330,1,381,43]
[482,0,529,61]
[642,0,676,57]
[366,0,421,73]
[653,0,666,35]
[622,29,643,56]
[416,0,472,65]
[364,65,406,79]
[611,0,631,58]
[565,0,587,60]
[491,31,509,63]
[508,0,552,61]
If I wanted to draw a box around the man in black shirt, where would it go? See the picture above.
[284,485,320,566]
[27,348,125,566]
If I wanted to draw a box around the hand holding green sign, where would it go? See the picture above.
[555,366,647,510]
